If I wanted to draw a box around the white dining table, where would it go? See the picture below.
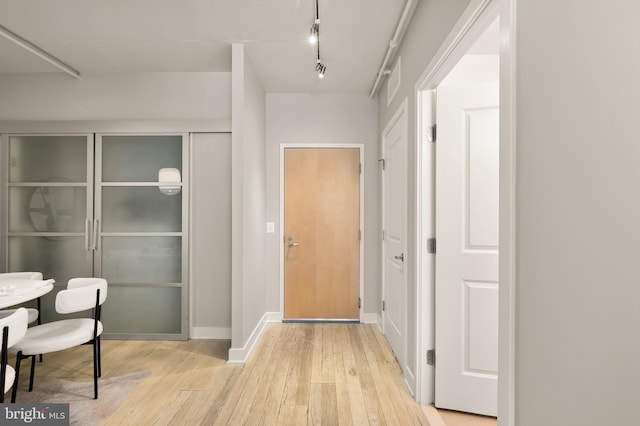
[0,279,55,309]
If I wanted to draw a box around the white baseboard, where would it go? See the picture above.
[227,311,281,364]
[265,311,283,322]
[364,314,383,332]
[404,365,416,397]
[361,312,378,324]
[190,327,231,339]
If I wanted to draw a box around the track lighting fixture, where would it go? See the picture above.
[310,0,327,79]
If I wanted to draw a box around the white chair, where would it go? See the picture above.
[0,308,28,403]
[0,272,44,325]
[11,278,107,401]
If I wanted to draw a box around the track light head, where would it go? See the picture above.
[308,24,319,44]
[317,63,326,78]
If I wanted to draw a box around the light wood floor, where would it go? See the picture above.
[437,409,496,426]
[13,323,430,425]
[424,405,497,426]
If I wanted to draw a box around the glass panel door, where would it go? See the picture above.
[96,134,187,339]
[3,134,94,321]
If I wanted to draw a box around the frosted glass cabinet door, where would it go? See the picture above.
[4,134,94,287]
[96,134,187,339]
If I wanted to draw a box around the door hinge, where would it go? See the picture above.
[359,162,362,174]
[382,230,385,240]
[382,300,386,312]
[427,124,437,143]
[427,238,436,254]
[358,297,361,309]
[378,158,386,170]
[358,230,362,241]
[427,349,435,366]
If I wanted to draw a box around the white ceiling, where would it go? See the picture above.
[0,0,407,93]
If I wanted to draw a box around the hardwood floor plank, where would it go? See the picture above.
[311,324,336,384]
[165,365,239,425]
[260,325,299,424]
[153,390,193,425]
[333,325,354,425]
[199,365,243,424]
[276,405,308,425]
[244,324,297,425]
[348,325,387,425]
[335,324,369,425]
[309,383,338,425]
[357,325,402,425]
[281,324,314,406]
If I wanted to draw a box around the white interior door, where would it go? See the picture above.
[382,101,407,371]
[435,79,499,416]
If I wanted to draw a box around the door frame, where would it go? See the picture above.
[380,98,409,381]
[279,143,365,320]
[414,0,516,424]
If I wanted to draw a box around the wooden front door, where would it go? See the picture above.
[284,148,360,320]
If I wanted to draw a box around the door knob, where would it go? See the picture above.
[394,253,404,262]
[287,236,300,247]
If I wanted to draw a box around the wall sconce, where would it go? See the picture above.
[158,168,181,195]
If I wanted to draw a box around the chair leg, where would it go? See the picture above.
[28,355,36,392]
[0,327,6,403]
[97,337,102,377]
[0,366,4,404]
[37,298,43,363]
[11,352,23,403]
[93,339,99,399]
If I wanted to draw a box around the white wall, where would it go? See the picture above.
[230,44,268,352]
[0,72,231,121]
[377,0,472,393]
[265,93,379,316]
[190,132,232,338]
[515,1,640,424]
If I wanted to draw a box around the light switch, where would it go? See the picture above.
[266,222,275,234]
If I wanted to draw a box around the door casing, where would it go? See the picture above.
[380,98,409,381]
[414,2,516,425]
[279,144,365,320]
